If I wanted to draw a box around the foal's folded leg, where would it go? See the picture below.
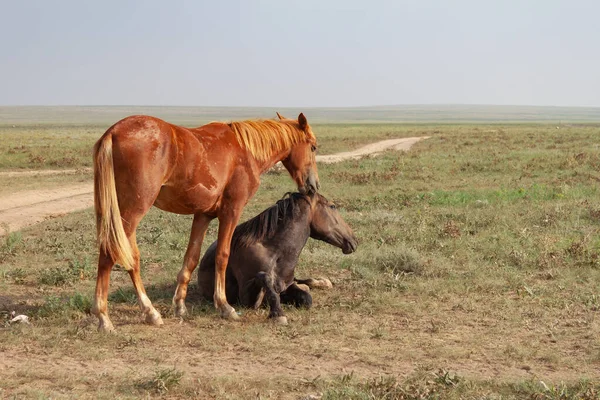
[255,271,287,324]
[280,282,313,308]
[294,277,333,290]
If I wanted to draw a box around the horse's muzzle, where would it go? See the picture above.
[304,174,320,194]
[342,236,358,254]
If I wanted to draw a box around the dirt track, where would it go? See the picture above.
[316,136,428,163]
[0,137,427,235]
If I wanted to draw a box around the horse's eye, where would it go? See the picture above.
[311,145,317,152]
[330,204,336,210]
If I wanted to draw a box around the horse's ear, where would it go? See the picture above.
[298,113,308,130]
[276,112,285,120]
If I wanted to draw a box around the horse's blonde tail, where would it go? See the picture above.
[93,134,134,271]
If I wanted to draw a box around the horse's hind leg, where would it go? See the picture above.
[256,271,287,324]
[280,282,313,309]
[92,204,161,331]
[92,249,116,333]
[173,213,212,317]
[92,230,161,331]
[127,231,163,326]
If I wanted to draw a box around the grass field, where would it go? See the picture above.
[1,110,600,399]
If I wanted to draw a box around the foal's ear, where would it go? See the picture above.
[298,113,308,130]
[276,112,285,120]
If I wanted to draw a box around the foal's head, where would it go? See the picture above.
[278,113,320,195]
[308,194,358,254]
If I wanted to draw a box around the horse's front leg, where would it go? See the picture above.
[214,208,243,320]
[174,213,213,317]
[256,271,288,324]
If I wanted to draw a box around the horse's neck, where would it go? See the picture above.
[255,145,292,174]
[269,204,311,257]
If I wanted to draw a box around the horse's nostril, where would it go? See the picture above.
[342,238,357,254]
[306,174,319,193]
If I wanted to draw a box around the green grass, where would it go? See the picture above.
[1,120,600,398]
[321,372,600,400]
[137,366,185,395]
[0,124,100,170]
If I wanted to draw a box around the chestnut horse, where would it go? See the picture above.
[92,112,319,332]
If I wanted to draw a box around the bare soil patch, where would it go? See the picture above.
[0,167,92,178]
[317,136,428,163]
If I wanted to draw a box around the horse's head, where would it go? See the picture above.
[308,193,358,254]
[279,112,320,194]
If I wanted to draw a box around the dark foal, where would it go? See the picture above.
[197,192,358,324]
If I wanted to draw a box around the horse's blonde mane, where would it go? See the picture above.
[228,119,315,162]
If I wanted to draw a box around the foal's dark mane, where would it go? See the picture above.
[231,192,310,250]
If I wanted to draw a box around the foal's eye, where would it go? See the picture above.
[311,145,317,152]
[329,204,336,210]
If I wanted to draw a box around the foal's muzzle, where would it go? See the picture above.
[342,236,358,254]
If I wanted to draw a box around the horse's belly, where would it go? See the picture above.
[153,184,220,215]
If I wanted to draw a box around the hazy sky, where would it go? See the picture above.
[1,1,599,107]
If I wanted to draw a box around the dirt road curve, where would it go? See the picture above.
[0,137,427,235]
[316,136,428,163]
[0,184,94,235]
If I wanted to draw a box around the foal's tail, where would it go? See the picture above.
[93,134,134,271]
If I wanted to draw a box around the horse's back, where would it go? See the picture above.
[103,116,249,215]
[96,116,178,211]
[106,115,169,142]
[104,115,177,165]
[156,122,250,214]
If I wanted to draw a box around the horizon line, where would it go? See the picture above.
[1,103,600,110]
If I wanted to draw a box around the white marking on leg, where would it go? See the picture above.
[138,293,153,312]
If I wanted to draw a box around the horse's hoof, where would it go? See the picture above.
[174,304,188,318]
[145,310,164,326]
[315,278,333,289]
[220,308,240,321]
[271,316,288,325]
[97,321,115,333]
[296,283,310,292]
